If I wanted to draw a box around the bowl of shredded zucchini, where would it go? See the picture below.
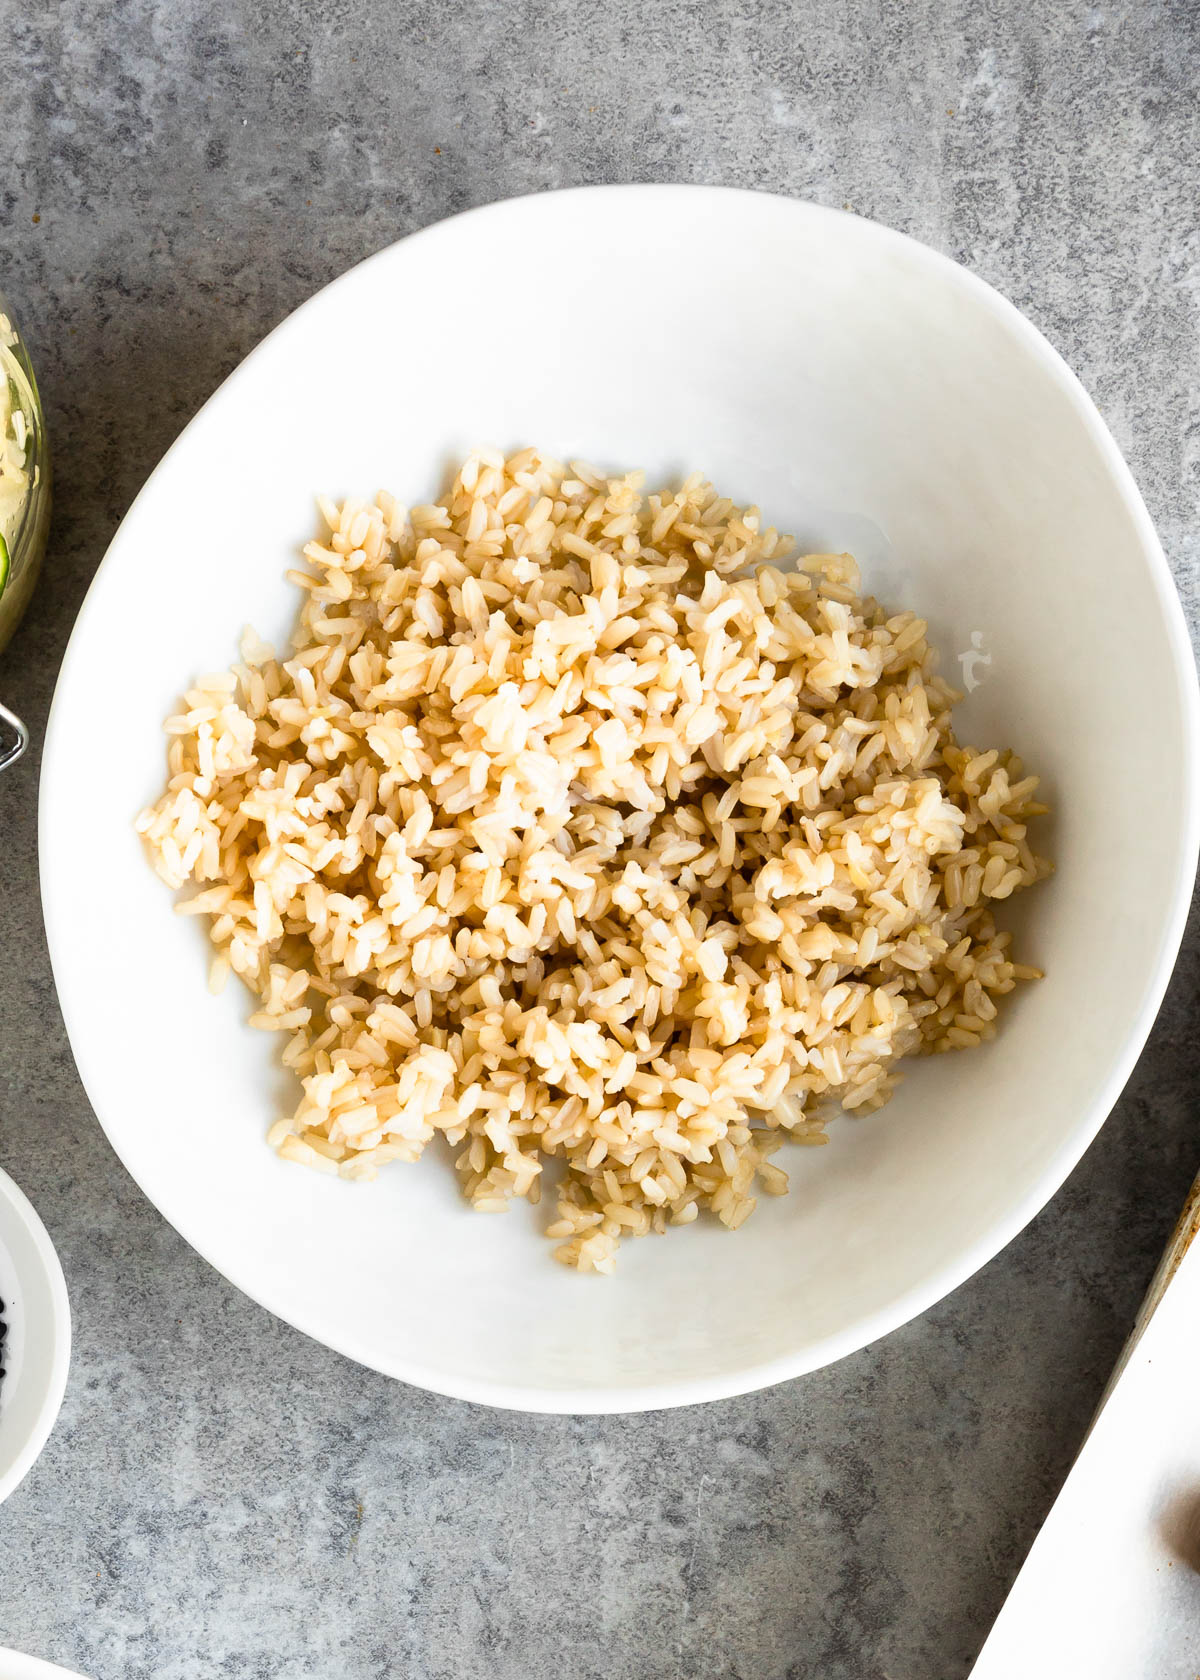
[0,297,50,771]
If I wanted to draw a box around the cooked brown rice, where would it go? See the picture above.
[137,448,1048,1272]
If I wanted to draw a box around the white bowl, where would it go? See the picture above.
[40,187,1199,1412]
[0,1169,70,1501]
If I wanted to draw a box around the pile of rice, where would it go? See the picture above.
[137,448,1048,1272]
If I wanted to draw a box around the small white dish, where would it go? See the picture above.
[0,1653,90,1680]
[0,1169,71,1503]
[39,186,1200,1412]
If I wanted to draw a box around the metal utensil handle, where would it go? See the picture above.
[0,701,28,773]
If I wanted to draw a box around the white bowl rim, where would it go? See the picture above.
[40,185,1200,1412]
[0,1649,91,1680]
[0,1168,71,1498]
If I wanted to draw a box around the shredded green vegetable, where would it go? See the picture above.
[0,319,30,539]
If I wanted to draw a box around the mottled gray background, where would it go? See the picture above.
[1,1,1198,1676]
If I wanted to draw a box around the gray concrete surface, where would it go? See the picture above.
[1,1,1198,1675]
